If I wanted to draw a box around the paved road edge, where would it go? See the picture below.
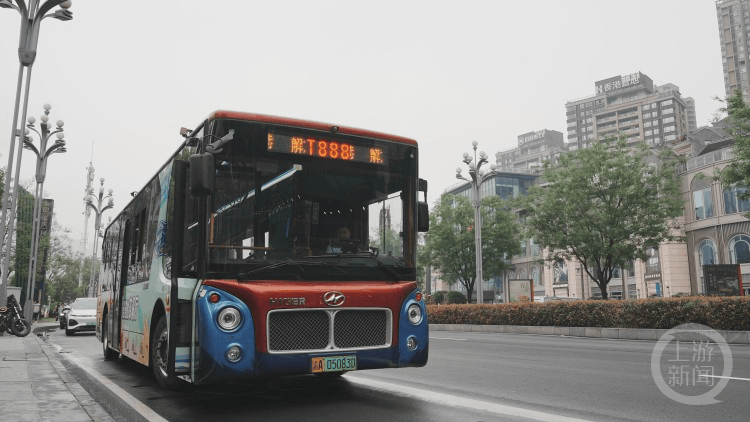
[429,324,750,344]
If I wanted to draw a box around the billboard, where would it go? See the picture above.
[594,72,654,96]
[703,264,744,296]
[508,279,533,302]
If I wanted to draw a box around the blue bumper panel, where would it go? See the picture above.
[195,286,256,384]
[397,288,429,367]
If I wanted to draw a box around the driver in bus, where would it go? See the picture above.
[326,226,352,253]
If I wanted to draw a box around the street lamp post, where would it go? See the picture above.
[22,103,66,321]
[85,179,113,297]
[456,141,496,304]
[0,0,73,308]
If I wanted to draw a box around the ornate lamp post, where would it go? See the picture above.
[456,141,496,304]
[0,0,73,307]
[85,179,113,297]
[22,103,66,321]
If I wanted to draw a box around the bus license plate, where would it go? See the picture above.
[311,356,357,373]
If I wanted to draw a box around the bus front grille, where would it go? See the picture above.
[267,308,392,353]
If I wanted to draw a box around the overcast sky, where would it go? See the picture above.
[0,1,726,254]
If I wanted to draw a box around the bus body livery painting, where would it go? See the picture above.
[96,111,429,388]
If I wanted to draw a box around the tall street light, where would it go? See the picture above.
[85,179,113,297]
[456,141,496,304]
[22,103,66,321]
[0,0,73,308]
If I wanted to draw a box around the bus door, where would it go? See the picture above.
[110,218,130,352]
[169,159,198,377]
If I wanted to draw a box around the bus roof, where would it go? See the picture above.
[207,110,417,146]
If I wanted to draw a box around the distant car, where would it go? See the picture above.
[58,305,71,329]
[65,298,97,336]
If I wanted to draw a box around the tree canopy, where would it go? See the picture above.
[722,90,750,219]
[517,136,685,299]
[425,194,521,303]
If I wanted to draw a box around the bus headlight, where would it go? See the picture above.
[217,307,242,331]
[407,304,423,325]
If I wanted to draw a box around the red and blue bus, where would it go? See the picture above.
[96,111,429,388]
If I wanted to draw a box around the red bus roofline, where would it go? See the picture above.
[207,110,417,146]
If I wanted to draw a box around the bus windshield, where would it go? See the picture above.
[189,119,418,282]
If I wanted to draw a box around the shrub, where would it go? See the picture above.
[426,296,750,330]
[446,291,467,304]
[432,291,446,305]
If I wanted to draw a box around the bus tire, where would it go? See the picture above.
[102,315,119,360]
[151,315,180,390]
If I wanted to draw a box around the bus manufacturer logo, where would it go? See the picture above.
[269,297,306,306]
[323,291,345,307]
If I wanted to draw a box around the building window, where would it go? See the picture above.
[729,235,750,264]
[646,248,660,272]
[531,267,541,286]
[724,186,750,214]
[530,238,539,256]
[698,239,716,266]
[693,188,714,220]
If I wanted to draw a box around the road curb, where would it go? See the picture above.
[32,326,115,422]
[428,324,750,344]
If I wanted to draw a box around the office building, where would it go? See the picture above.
[495,129,566,174]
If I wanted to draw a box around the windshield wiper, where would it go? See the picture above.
[304,253,402,281]
[238,259,346,279]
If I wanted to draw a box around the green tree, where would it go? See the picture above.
[44,223,91,304]
[518,136,684,300]
[426,194,521,303]
[722,90,750,218]
[46,254,91,305]
[369,226,403,258]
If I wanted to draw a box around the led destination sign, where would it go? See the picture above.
[267,133,386,165]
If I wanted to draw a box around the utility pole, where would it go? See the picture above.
[78,161,94,286]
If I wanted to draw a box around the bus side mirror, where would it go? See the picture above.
[189,153,215,196]
[417,178,428,231]
[418,202,429,232]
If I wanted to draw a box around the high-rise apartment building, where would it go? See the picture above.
[565,72,696,150]
[717,0,750,103]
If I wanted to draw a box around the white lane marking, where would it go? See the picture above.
[429,337,468,341]
[701,375,750,382]
[346,376,590,422]
[61,353,169,422]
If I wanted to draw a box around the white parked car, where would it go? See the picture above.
[65,297,98,336]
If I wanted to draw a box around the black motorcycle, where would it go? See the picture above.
[0,295,31,337]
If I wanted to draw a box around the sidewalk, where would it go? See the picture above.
[0,322,113,422]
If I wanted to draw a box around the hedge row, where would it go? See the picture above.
[426,296,750,331]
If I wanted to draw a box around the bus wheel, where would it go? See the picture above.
[102,315,119,360]
[151,315,180,389]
